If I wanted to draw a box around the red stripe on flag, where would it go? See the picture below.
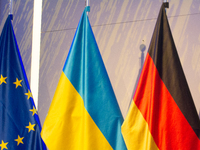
[134,53,200,150]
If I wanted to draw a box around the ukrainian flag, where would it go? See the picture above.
[41,7,127,150]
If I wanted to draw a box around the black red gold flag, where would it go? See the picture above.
[122,3,200,150]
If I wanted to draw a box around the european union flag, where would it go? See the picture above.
[0,15,46,150]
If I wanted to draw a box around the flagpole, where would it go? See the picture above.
[31,0,43,109]
[9,0,13,19]
[86,0,90,15]
[86,0,89,7]
[9,0,13,14]
[164,0,169,13]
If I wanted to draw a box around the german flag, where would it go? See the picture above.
[121,3,200,150]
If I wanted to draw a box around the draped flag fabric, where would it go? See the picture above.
[0,15,46,150]
[121,3,200,150]
[41,7,127,150]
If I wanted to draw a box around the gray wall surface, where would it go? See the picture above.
[0,0,33,81]
[0,0,200,125]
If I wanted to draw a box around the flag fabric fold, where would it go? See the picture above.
[0,15,46,150]
[41,8,127,150]
[122,3,200,150]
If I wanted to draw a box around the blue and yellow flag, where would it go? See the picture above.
[0,15,46,150]
[41,7,127,150]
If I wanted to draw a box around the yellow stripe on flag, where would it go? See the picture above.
[41,72,113,150]
[121,101,159,150]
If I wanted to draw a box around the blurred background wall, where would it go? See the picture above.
[0,0,200,125]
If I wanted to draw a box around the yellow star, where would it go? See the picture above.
[13,78,22,88]
[25,90,32,99]
[14,135,24,146]
[29,106,37,116]
[0,140,8,150]
[0,75,7,85]
[26,122,35,133]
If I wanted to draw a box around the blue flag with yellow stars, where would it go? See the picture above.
[0,15,46,150]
